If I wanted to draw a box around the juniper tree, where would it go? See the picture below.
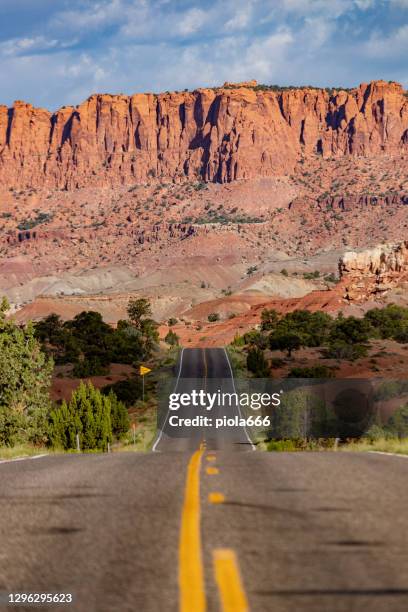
[108,390,130,440]
[0,297,53,446]
[49,382,113,451]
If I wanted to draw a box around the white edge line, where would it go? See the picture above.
[368,450,408,458]
[152,347,185,452]
[223,348,256,451]
[0,453,48,465]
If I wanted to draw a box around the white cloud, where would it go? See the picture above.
[0,36,58,57]
[51,0,125,32]
[224,3,254,31]
[365,23,408,56]
[303,17,334,48]
[242,29,294,78]
[177,8,208,35]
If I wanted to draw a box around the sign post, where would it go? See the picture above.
[139,365,152,402]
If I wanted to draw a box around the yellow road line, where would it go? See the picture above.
[208,492,225,504]
[206,466,219,475]
[202,347,208,380]
[206,455,216,462]
[213,549,249,612]
[179,449,206,612]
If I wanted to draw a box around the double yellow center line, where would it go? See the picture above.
[179,349,249,610]
[179,446,206,612]
[213,549,249,612]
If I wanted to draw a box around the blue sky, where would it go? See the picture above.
[1,0,408,109]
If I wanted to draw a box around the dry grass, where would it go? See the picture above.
[344,437,408,455]
[0,445,49,461]
[117,403,158,453]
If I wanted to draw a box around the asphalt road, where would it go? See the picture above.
[153,348,254,452]
[0,348,408,612]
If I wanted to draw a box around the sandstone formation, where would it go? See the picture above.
[223,80,258,88]
[289,193,408,212]
[339,241,408,302]
[0,80,407,190]
[2,222,198,248]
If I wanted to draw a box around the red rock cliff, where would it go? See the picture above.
[0,80,407,190]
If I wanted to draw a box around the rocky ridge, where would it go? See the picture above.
[0,80,407,190]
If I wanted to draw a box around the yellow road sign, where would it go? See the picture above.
[139,365,151,376]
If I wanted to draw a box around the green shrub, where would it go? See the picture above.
[193,181,207,191]
[17,211,53,231]
[330,315,370,345]
[394,328,408,343]
[374,380,408,401]
[231,334,245,347]
[363,424,391,442]
[288,365,335,378]
[260,309,279,331]
[0,407,25,447]
[165,330,179,346]
[194,213,263,225]
[243,330,268,349]
[72,357,109,378]
[246,265,258,276]
[270,310,332,348]
[247,347,269,377]
[303,270,320,280]
[270,357,285,368]
[267,439,300,452]
[321,315,370,360]
[324,273,338,284]
[107,390,130,440]
[49,382,113,451]
[34,299,158,369]
[0,298,53,447]
[364,304,408,343]
[324,341,368,361]
[208,313,220,322]
[270,331,303,358]
[102,377,142,406]
[385,404,408,438]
